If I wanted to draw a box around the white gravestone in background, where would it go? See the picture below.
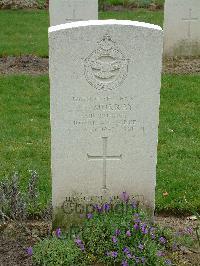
[49,0,98,26]
[49,20,163,213]
[164,0,200,57]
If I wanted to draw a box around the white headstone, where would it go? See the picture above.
[49,0,98,26]
[49,20,163,213]
[164,0,200,57]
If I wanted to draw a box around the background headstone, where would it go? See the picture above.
[49,20,163,214]
[49,0,98,26]
[164,0,200,57]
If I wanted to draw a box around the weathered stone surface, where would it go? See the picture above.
[164,0,200,57]
[49,20,163,211]
[49,0,98,26]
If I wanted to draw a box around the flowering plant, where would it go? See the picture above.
[32,192,176,265]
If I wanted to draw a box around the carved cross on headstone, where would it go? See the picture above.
[182,8,198,38]
[87,137,122,190]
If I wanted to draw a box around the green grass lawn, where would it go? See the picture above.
[0,75,199,214]
[0,9,163,57]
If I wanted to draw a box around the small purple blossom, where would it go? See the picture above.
[126,230,131,237]
[93,204,103,213]
[75,238,82,245]
[87,213,93,219]
[111,251,118,258]
[123,247,132,259]
[26,247,33,256]
[150,227,156,233]
[149,228,156,239]
[138,243,144,250]
[165,259,172,265]
[185,227,193,235]
[159,237,167,245]
[172,242,178,251]
[123,247,130,254]
[141,257,145,264]
[133,213,141,223]
[55,228,61,238]
[75,238,85,251]
[127,253,132,259]
[131,201,137,209]
[115,229,121,236]
[134,223,140,230]
[157,250,164,257]
[121,260,129,266]
[135,257,140,264]
[141,224,148,235]
[120,191,129,203]
[112,236,118,244]
[103,202,110,212]
[79,244,85,251]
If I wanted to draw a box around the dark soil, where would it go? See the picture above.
[0,56,48,76]
[0,56,200,76]
[163,57,200,75]
[0,221,50,266]
[0,216,199,266]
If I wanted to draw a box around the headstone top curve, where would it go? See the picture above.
[48,20,162,33]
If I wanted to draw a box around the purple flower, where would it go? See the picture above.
[150,233,156,239]
[150,227,156,233]
[133,213,141,223]
[141,257,145,264]
[141,224,148,235]
[75,238,82,245]
[185,227,193,235]
[93,204,103,213]
[134,223,140,230]
[115,229,121,236]
[121,260,129,266]
[123,247,130,254]
[111,251,118,258]
[103,203,110,212]
[87,213,93,219]
[26,247,33,256]
[79,243,85,251]
[123,247,132,258]
[131,201,137,209]
[159,237,167,245]
[135,257,140,264]
[126,230,131,237]
[106,251,110,256]
[55,228,61,238]
[127,253,132,259]
[75,238,85,251]
[172,242,178,251]
[120,191,129,203]
[138,243,144,250]
[112,236,118,244]
[157,250,164,257]
[165,259,172,265]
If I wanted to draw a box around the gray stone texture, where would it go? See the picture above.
[49,20,163,211]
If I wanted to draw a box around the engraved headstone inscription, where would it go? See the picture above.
[49,20,163,217]
[164,0,200,57]
[49,0,98,26]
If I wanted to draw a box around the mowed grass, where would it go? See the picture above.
[0,75,50,207]
[0,75,199,214]
[0,9,163,57]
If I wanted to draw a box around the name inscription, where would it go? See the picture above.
[68,95,137,133]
